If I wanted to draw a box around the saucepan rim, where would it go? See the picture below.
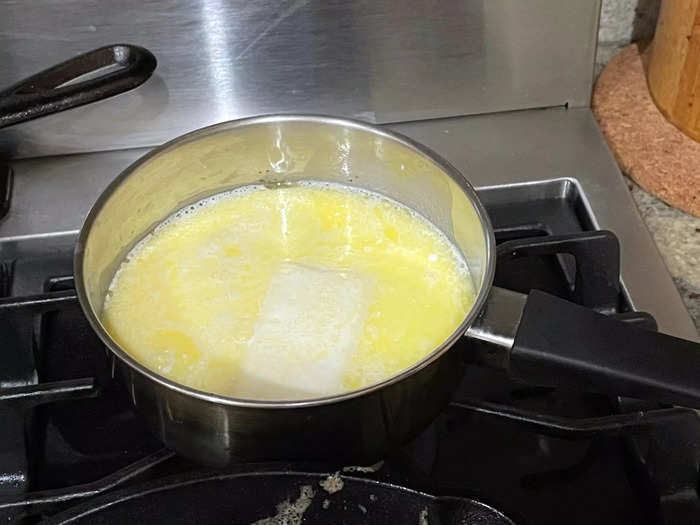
[73,114,497,409]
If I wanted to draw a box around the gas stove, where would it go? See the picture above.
[2,0,699,521]
[0,109,698,523]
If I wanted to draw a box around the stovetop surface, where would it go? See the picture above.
[2,177,698,524]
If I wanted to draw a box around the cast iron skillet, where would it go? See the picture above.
[38,469,516,524]
[0,44,156,129]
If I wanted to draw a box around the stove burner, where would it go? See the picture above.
[0,182,698,524]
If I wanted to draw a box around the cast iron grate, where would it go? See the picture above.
[0,229,695,524]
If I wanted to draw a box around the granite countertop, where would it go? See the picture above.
[626,177,699,332]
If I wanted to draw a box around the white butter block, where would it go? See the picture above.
[238,263,372,399]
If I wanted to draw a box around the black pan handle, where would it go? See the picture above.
[0,44,157,129]
[509,289,700,409]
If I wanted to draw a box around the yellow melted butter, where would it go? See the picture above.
[103,183,476,398]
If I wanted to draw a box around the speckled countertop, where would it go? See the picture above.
[626,177,699,333]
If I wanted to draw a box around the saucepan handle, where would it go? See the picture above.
[469,287,700,409]
[510,290,700,408]
[0,44,156,128]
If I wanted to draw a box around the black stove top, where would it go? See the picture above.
[1,179,699,524]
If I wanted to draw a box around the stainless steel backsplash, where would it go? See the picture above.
[0,0,600,158]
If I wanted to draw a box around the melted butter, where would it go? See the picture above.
[103,183,476,399]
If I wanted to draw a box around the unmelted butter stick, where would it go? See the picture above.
[237,262,372,400]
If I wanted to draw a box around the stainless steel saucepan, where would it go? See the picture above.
[74,115,700,466]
